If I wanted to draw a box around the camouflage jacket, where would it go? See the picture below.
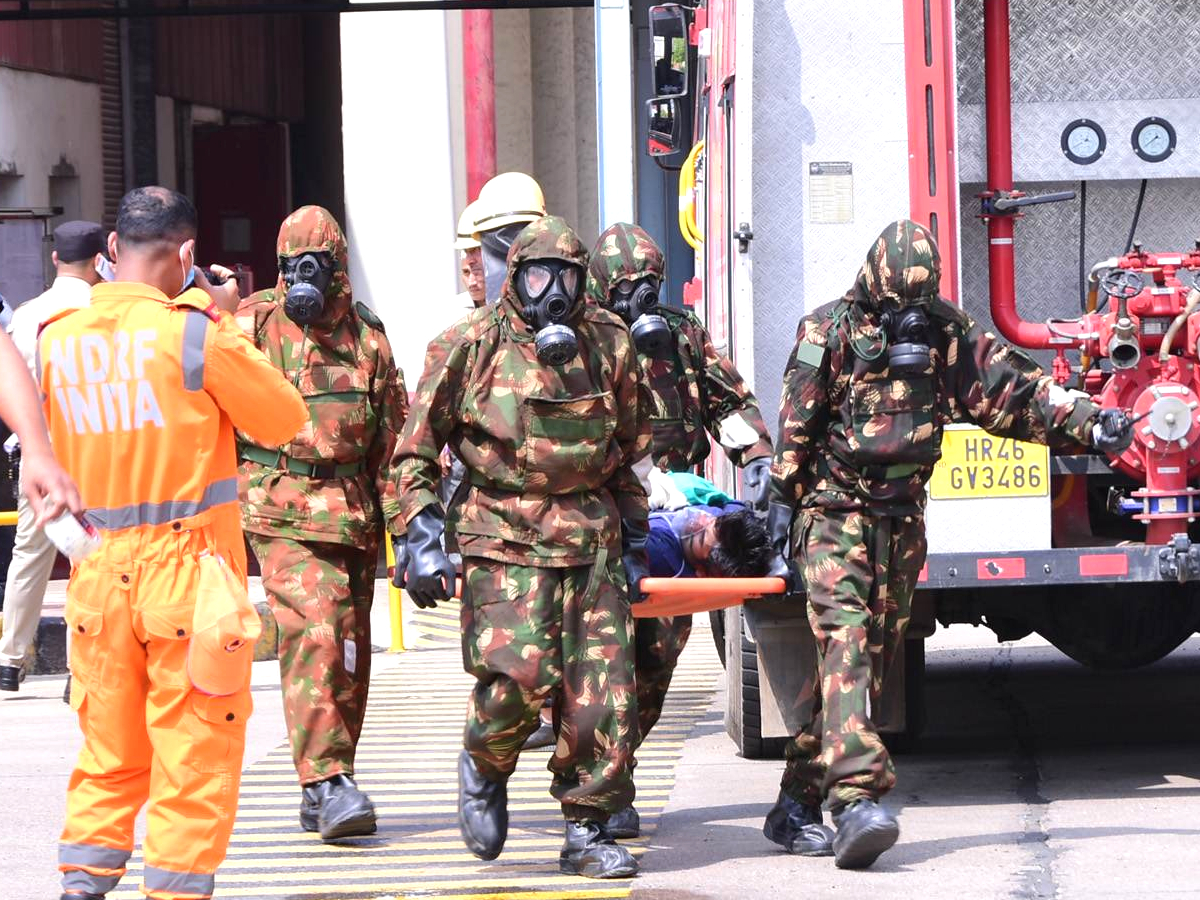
[236,206,409,546]
[396,216,651,566]
[585,222,772,471]
[771,219,1099,515]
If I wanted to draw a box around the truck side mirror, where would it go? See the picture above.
[646,97,684,156]
[650,4,690,99]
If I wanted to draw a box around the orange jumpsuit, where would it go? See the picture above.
[39,282,307,900]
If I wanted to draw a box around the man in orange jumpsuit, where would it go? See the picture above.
[40,186,308,900]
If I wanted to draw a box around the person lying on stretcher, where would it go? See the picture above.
[645,470,772,579]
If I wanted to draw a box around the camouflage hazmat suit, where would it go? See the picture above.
[396,217,651,820]
[773,220,1099,809]
[236,206,409,785]
[585,223,772,745]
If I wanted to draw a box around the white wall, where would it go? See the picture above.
[444,11,467,214]
[0,68,103,222]
[340,9,459,384]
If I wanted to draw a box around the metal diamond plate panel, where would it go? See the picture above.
[956,0,1200,182]
[957,177,1200,366]
[956,0,1200,106]
[957,98,1200,183]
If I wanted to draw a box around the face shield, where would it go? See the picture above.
[480,223,528,304]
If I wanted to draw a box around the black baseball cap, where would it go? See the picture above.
[53,220,106,263]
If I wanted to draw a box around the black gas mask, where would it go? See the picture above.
[515,259,583,366]
[881,299,932,377]
[480,224,527,304]
[611,276,671,357]
[281,252,335,325]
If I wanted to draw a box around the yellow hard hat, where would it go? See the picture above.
[472,172,546,236]
[454,202,481,251]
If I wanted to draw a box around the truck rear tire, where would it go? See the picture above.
[724,605,788,759]
[1034,582,1200,669]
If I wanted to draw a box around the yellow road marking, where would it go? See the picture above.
[106,619,720,899]
[112,871,638,893]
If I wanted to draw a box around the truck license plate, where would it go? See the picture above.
[928,427,1050,500]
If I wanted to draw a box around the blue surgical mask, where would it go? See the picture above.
[176,243,196,297]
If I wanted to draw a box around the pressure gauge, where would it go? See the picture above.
[1061,119,1105,165]
[1132,116,1176,162]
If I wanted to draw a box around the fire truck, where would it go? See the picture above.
[636,0,1200,756]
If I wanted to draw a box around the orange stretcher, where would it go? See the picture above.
[633,576,788,618]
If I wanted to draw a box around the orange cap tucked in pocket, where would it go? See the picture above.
[188,552,262,697]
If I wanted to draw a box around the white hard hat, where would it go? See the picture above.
[454,202,481,251]
[472,172,547,236]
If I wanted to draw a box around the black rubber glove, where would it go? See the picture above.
[741,457,772,512]
[766,501,798,592]
[621,518,650,603]
[1092,409,1134,455]
[400,507,456,609]
[389,534,408,591]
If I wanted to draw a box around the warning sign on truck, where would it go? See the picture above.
[928,426,1050,500]
[808,161,854,224]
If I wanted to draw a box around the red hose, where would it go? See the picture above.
[983,0,1057,349]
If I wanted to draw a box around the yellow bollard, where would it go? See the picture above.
[384,535,406,652]
[0,510,16,527]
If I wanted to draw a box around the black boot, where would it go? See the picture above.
[458,749,508,860]
[0,664,21,692]
[559,820,638,878]
[762,790,834,856]
[605,805,640,839]
[522,718,556,750]
[832,799,899,869]
[300,774,377,841]
[61,893,106,900]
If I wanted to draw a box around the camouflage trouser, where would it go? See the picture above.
[249,535,378,785]
[633,614,692,747]
[461,550,637,821]
[780,508,926,809]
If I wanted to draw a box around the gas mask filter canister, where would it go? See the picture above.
[516,259,583,366]
[282,252,335,325]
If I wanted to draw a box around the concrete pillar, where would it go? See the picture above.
[572,8,600,244]
[340,8,458,382]
[493,8,533,175]
[531,9,581,231]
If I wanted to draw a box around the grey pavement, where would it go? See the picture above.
[0,577,399,899]
[634,628,1200,899]
[7,594,1200,898]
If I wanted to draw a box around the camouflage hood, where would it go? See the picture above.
[584,222,665,308]
[852,219,941,313]
[500,215,590,326]
[274,205,352,325]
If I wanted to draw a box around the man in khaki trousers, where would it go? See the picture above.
[0,221,105,691]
